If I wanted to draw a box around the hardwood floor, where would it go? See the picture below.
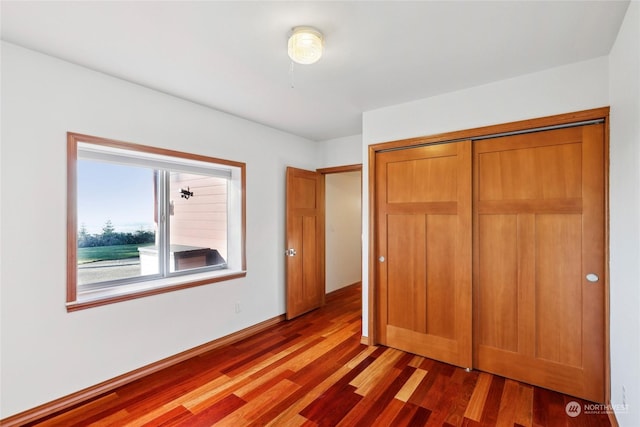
[25,285,612,427]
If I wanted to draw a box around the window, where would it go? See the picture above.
[67,133,246,311]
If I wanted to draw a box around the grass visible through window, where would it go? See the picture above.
[77,244,155,264]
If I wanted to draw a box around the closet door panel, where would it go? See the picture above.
[387,214,426,333]
[376,140,472,368]
[535,213,583,367]
[425,214,457,339]
[474,124,605,402]
[477,214,518,352]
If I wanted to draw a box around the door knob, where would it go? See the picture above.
[586,273,599,283]
[285,248,297,257]
[379,256,385,262]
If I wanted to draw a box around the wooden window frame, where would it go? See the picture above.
[66,132,246,311]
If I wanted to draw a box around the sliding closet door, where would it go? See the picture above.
[376,141,472,368]
[473,124,605,402]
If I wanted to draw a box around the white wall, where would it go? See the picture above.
[317,134,362,169]
[325,171,362,293]
[608,2,640,426]
[0,42,318,418]
[364,56,609,145]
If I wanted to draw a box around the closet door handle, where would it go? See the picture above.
[285,248,297,257]
[586,273,599,283]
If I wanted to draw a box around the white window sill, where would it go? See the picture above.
[67,269,246,311]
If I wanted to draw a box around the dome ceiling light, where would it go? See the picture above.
[287,26,324,65]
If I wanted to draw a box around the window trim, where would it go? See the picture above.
[66,132,246,312]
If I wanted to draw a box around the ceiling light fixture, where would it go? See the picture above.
[288,26,323,65]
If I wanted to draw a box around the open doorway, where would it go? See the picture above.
[322,167,362,294]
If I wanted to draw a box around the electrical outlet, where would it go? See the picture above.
[235,302,241,314]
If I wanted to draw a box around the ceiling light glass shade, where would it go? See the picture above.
[288,26,323,65]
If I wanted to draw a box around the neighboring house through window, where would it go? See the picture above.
[67,132,246,311]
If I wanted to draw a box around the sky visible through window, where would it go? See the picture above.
[78,160,155,235]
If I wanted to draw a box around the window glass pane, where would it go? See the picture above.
[77,160,157,286]
[168,171,228,272]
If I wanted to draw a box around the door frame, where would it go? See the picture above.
[367,106,610,399]
[318,164,363,297]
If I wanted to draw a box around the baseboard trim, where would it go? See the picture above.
[360,335,370,345]
[0,314,286,427]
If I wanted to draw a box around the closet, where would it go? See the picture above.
[372,108,607,403]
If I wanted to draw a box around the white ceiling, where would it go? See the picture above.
[0,1,630,141]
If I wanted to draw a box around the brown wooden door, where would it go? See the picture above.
[473,124,605,402]
[375,141,473,368]
[285,167,325,320]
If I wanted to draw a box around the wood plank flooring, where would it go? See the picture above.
[26,285,612,426]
